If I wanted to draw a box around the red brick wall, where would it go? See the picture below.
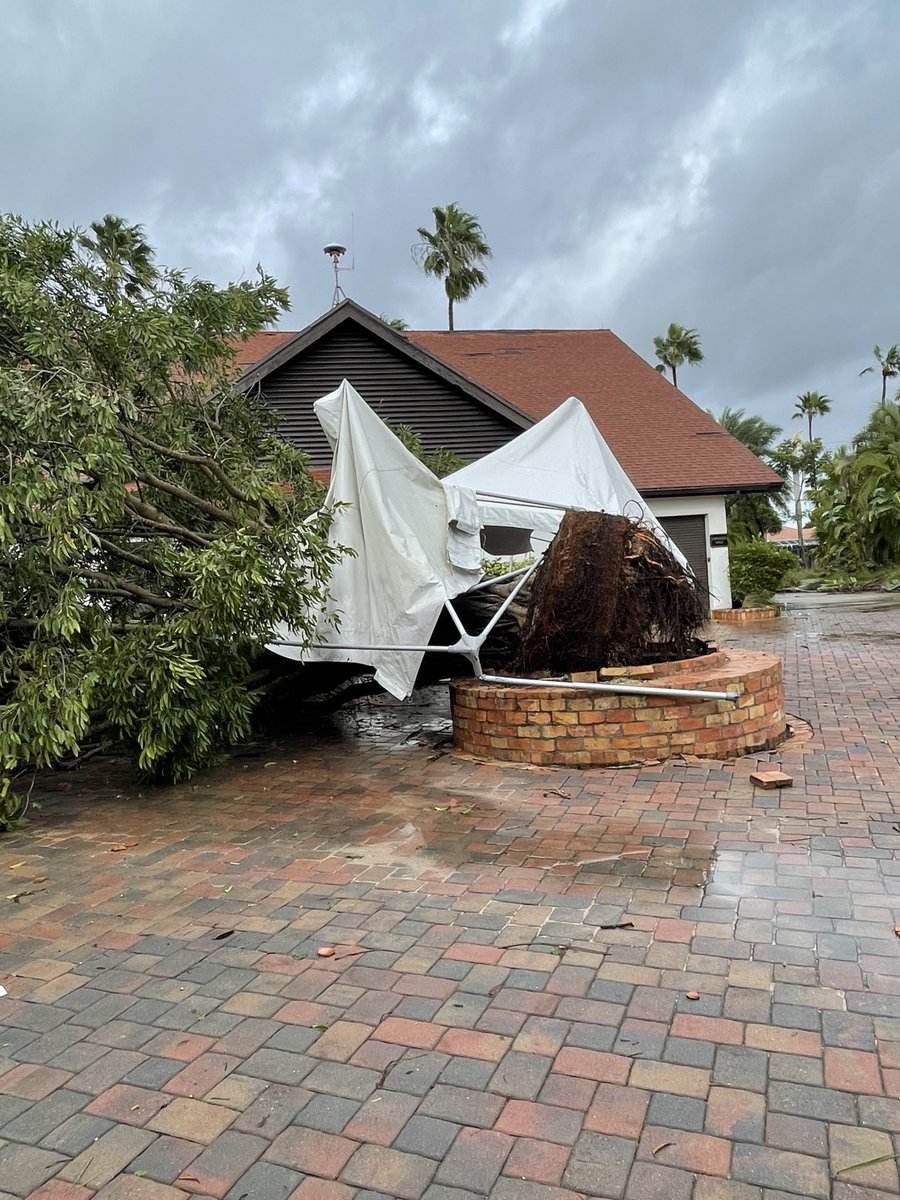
[450,650,785,766]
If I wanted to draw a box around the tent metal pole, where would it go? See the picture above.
[473,492,571,510]
[479,673,740,702]
[477,556,543,641]
[271,642,455,653]
[467,565,534,592]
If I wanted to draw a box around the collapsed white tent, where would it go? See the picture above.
[445,395,687,568]
[268,380,482,700]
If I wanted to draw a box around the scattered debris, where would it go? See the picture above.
[316,946,335,958]
[213,929,235,941]
[109,841,139,852]
[838,1152,900,1175]
[5,890,43,903]
[750,770,793,789]
[652,1142,674,1156]
[686,991,701,1001]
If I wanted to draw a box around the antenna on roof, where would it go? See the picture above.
[323,243,349,307]
[324,215,355,308]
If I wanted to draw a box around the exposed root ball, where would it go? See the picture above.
[516,511,706,673]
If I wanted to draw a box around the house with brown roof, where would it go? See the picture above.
[237,299,783,608]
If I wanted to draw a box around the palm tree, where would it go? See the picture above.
[79,213,155,297]
[653,324,703,389]
[413,204,492,331]
[709,407,785,540]
[792,391,831,442]
[860,345,900,405]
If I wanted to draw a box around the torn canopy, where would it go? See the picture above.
[445,396,687,568]
[268,380,482,699]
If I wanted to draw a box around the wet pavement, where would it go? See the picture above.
[2,601,900,1199]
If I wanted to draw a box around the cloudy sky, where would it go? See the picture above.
[4,0,899,447]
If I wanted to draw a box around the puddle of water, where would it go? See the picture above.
[330,685,453,747]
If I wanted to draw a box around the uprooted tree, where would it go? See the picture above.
[516,511,708,673]
[0,214,342,827]
[456,512,708,674]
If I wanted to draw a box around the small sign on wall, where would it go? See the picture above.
[709,533,729,548]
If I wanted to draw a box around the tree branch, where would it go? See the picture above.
[119,424,265,514]
[134,468,264,533]
[92,533,192,581]
[60,565,188,610]
[122,491,216,547]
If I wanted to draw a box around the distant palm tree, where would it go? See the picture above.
[413,204,492,331]
[79,213,155,297]
[792,391,831,442]
[653,324,703,389]
[860,345,900,405]
[713,407,782,458]
[379,314,409,331]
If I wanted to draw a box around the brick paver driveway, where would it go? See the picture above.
[3,599,900,1200]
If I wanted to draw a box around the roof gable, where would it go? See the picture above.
[236,299,532,432]
[236,302,530,469]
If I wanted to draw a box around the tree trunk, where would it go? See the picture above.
[882,372,887,405]
[807,414,814,442]
[448,295,454,332]
[794,466,806,567]
[671,364,678,388]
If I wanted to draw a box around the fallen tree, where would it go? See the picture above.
[0,214,341,827]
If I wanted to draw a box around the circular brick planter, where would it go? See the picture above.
[712,607,779,623]
[450,649,786,767]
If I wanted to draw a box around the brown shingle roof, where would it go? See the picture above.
[235,307,782,497]
[234,330,297,369]
[404,328,782,495]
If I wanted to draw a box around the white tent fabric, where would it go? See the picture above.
[268,380,482,699]
[446,396,687,568]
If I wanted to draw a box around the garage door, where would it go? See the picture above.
[658,515,710,605]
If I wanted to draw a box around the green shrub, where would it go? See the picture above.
[729,541,797,605]
[481,556,535,578]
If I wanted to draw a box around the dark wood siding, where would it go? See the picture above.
[255,325,525,468]
[658,515,710,607]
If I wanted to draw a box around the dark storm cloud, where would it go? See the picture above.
[3,0,897,446]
